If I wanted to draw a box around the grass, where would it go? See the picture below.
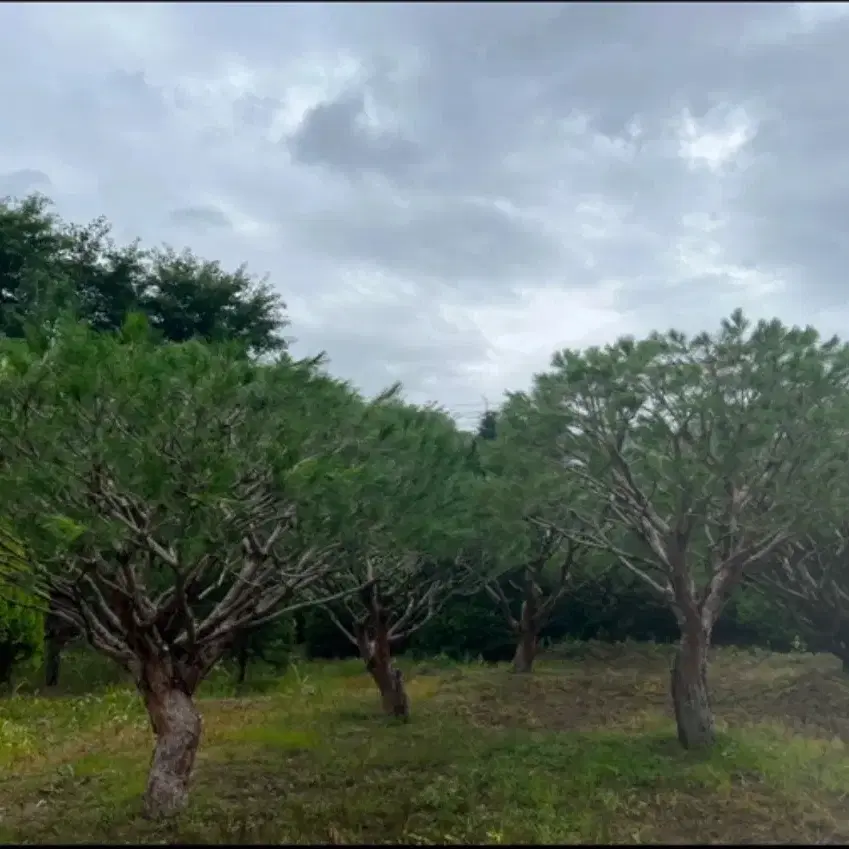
[3,643,849,843]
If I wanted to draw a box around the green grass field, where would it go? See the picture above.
[2,643,849,844]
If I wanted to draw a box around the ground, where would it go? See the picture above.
[2,642,849,844]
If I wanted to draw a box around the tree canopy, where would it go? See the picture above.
[1,195,287,353]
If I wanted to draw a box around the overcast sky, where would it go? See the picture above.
[2,3,848,426]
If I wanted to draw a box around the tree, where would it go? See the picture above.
[749,527,849,670]
[0,595,42,687]
[0,195,74,340]
[471,398,605,674]
[0,320,371,818]
[1,195,290,688]
[1,195,288,354]
[315,403,480,718]
[519,312,848,748]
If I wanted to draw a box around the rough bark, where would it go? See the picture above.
[511,578,542,674]
[357,627,410,720]
[370,659,410,719]
[671,627,714,749]
[512,622,538,674]
[140,662,203,820]
[512,636,536,674]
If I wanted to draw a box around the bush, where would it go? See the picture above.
[301,607,359,660]
[228,616,297,685]
[0,590,43,687]
[411,591,516,661]
[301,568,797,661]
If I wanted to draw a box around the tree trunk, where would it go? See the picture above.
[357,629,410,720]
[671,627,714,749]
[44,633,61,688]
[512,627,537,674]
[236,643,249,688]
[511,588,540,674]
[369,659,410,719]
[140,667,203,819]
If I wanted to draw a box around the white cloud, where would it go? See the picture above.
[2,3,849,425]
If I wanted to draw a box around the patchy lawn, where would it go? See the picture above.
[3,644,849,844]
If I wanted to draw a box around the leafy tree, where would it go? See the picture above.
[518,312,848,748]
[477,409,498,442]
[0,319,372,818]
[749,527,849,669]
[1,195,290,688]
[1,195,288,353]
[0,525,43,688]
[313,403,480,717]
[470,396,609,674]
[0,195,74,339]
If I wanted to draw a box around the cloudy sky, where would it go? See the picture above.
[1,3,848,426]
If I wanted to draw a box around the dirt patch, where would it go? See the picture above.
[435,647,849,741]
[434,663,672,732]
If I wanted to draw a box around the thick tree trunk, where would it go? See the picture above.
[357,628,410,720]
[140,667,202,820]
[512,627,537,674]
[671,627,714,750]
[369,658,411,719]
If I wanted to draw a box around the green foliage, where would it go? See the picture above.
[509,313,849,632]
[303,569,793,660]
[410,589,514,660]
[0,320,378,687]
[229,616,297,684]
[1,195,287,353]
[0,322,341,566]
[311,400,483,646]
[0,523,43,685]
[0,587,43,686]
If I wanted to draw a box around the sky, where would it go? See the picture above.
[2,2,849,428]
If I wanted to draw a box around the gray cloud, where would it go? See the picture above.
[287,90,423,183]
[1,2,849,422]
[169,205,233,231]
[0,169,51,198]
[296,194,565,294]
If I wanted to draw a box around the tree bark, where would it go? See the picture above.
[512,626,538,674]
[369,658,410,719]
[511,583,541,674]
[140,663,203,820]
[671,627,714,749]
[357,628,410,720]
